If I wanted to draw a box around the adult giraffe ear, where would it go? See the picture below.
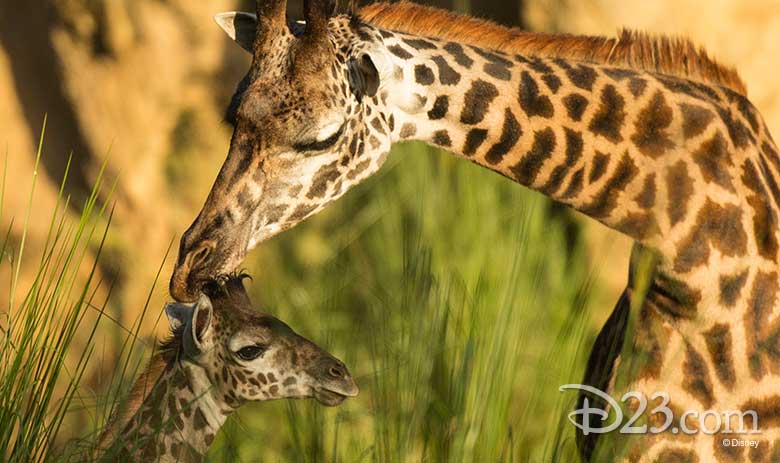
[214,12,258,53]
[347,54,380,102]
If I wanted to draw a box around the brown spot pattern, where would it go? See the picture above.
[561,167,584,199]
[704,323,736,389]
[693,132,735,191]
[635,174,656,209]
[461,79,499,124]
[581,153,637,218]
[719,271,749,307]
[681,103,715,139]
[617,212,656,240]
[563,93,588,122]
[485,108,522,165]
[464,129,488,156]
[433,130,452,147]
[307,161,341,199]
[431,55,461,85]
[631,91,675,158]
[742,160,779,260]
[428,95,450,121]
[629,77,647,97]
[540,128,583,196]
[589,84,626,143]
[683,344,714,408]
[666,160,695,227]
[388,44,413,59]
[519,71,553,118]
[562,62,597,91]
[674,200,748,273]
[414,64,435,85]
[718,107,754,149]
[443,42,473,68]
[542,74,562,93]
[589,151,610,183]
[193,407,208,430]
[745,272,779,380]
[399,123,417,139]
[511,128,556,186]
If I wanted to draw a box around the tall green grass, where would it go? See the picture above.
[0,125,166,462]
[0,121,108,461]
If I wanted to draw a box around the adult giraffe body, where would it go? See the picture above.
[170,1,780,460]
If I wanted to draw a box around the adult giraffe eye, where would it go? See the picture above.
[236,345,267,361]
[293,123,346,153]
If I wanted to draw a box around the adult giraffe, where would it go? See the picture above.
[170,1,780,460]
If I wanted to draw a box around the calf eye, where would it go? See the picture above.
[236,344,267,361]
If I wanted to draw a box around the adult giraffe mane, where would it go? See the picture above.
[358,1,748,96]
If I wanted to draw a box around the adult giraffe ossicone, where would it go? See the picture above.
[99,276,358,462]
[171,1,780,460]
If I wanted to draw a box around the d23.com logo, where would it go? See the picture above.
[559,384,760,436]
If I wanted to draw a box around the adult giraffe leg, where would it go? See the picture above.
[576,244,661,461]
[577,288,631,462]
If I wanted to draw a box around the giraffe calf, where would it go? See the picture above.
[97,275,358,462]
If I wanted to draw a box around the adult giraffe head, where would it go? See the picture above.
[170,0,394,302]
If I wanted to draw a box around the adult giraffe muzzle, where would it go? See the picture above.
[170,0,385,302]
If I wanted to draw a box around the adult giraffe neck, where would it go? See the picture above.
[379,30,769,276]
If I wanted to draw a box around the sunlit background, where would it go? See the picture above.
[1,0,779,461]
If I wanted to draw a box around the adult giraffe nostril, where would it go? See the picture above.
[188,243,212,270]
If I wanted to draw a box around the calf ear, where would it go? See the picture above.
[214,12,257,53]
[347,54,380,102]
[165,302,193,333]
[164,295,215,356]
[190,294,215,350]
